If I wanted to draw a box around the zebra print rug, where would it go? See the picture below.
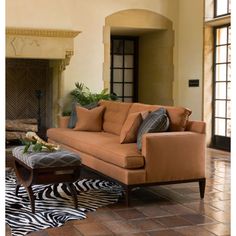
[6,171,122,236]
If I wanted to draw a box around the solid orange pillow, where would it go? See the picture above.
[120,112,143,144]
[73,105,105,131]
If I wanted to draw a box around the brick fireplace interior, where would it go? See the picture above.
[6,58,52,139]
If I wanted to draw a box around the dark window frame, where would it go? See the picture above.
[214,0,231,18]
[211,24,231,151]
[110,36,139,102]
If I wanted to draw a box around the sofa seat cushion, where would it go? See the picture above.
[47,128,144,169]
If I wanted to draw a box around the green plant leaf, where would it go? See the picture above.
[69,82,118,108]
[33,143,43,152]
[23,143,31,153]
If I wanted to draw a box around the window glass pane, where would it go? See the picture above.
[124,97,133,102]
[113,69,123,82]
[227,120,231,137]
[113,55,123,68]
[216,0,228,16]
[124,55,133,68]
[216,27,227,45]
[227,101,231,118]
[215,64,226,81]
[215,118,225,136]
[124,41,134,54]
[113,40,123,54]
[113,84,123,96]
[215,82,226,99]
[228,45,231,62]
[229,0,231,13]
[124,69,133,82]
[124,84,133,96]
[215,100,226,117]
[216,45,227,63]
[227,82,231,99]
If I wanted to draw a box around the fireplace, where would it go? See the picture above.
[6,27,80,141]
[6,58,51,139]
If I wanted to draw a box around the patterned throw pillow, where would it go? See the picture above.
[137,108,169,151]
[68,102,98,128]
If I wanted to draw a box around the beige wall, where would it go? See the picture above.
[139,30,174,105]
[6,0,204,120]
[177,0,204,120]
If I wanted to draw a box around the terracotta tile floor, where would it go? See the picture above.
[6,148,230,236]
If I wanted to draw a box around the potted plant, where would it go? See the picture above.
[70,82,117,106]
[63,82,117,115]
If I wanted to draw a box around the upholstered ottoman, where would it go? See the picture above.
[12,146,81,213]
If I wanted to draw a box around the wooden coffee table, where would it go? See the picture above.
[12,146,81,213]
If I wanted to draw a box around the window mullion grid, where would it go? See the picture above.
[224,26,229,136]
[212,27,217,138]
[214,0,217,18]
[110,40,114,95]
[122,39,125,102]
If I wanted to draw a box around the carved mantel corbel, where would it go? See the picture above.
[59,50,74,71]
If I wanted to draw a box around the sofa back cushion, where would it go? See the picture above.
[129,103,192,131]
[99,100,132,135]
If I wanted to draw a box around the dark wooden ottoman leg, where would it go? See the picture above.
[15,184,20,196]
[66,183,78,209]
[24,185,35,213]
[14,159,36,213]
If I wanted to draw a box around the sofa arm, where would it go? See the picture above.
[186,120,206,134]
[58,116,70,128]
[142,132,205,183]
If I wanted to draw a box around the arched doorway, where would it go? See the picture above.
[103,9,174,105]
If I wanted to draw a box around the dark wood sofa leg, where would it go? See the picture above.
[124,186,132,207]
[199,178,206,199]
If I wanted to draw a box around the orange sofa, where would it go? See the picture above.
[47,100,206,204]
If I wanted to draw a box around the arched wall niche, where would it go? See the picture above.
[103,9,174,105]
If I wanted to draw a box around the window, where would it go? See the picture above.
[212,25,231,150]
[214,0,231,17]
[110,36,138,102]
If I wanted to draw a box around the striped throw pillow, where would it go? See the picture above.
[137,108,169,150]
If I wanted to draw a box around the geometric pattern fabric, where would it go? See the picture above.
[12,146,81,168]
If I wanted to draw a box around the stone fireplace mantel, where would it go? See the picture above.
[6,27,81,127]
[6,27,80,68]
